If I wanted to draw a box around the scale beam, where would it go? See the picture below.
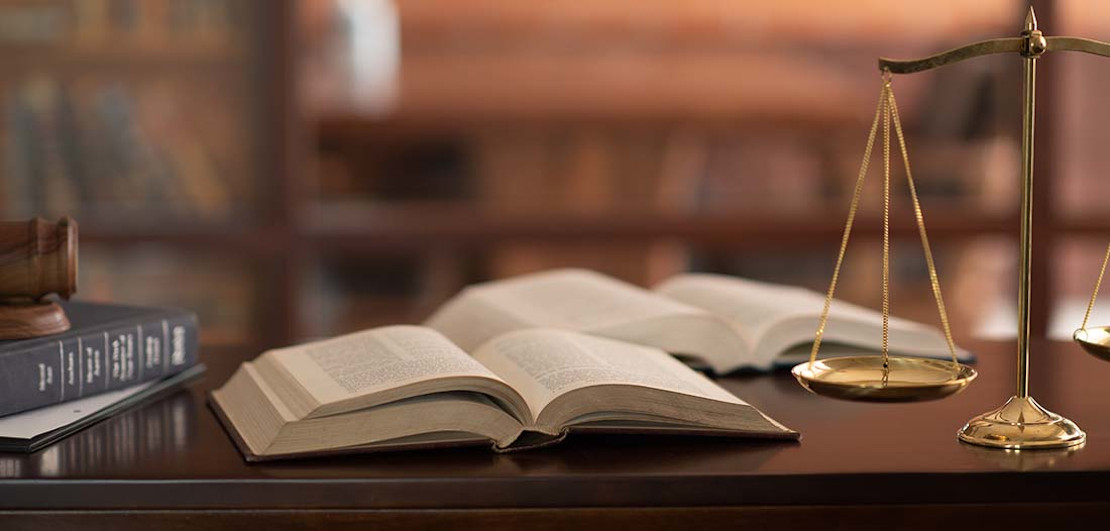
[1046,36,1110,58]
[879,36,1110,74]
[878,38,1022,74]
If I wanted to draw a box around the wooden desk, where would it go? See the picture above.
[3,340,1110,529]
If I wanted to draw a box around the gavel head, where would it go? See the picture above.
[0,217,78,302]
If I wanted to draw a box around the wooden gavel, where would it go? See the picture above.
[0,217,77,339]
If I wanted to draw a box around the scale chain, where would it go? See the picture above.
[888,88,961,367]
[808,77,960,370]
[1080,242,1110,331]
[808,82,887,368]
[881,76,892,369]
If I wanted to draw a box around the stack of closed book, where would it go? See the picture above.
[0,301,201,452]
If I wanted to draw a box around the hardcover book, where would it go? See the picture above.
[211,326,798,461]
[0,301,198,417]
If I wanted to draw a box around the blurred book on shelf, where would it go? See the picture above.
[0,0,242,52]
[2,76,249,224]
[79,246,256,348]
[302,253,426,340]
[0,0,254,227]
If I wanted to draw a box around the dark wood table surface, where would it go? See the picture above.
[4,339,1110,529]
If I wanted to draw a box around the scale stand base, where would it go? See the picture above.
[958,395,1086,450]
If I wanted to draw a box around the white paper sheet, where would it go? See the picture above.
[0,382,155,440]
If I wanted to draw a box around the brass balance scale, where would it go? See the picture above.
[792,7,1110,450]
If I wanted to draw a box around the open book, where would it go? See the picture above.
[210,326,796,461]
[426,269,971,374]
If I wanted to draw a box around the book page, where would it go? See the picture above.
[655,274,822,335]
[426,269,705,349]
[270,325,507,407]
[422,290,533,352]
[658,273,940,335]
[473,329,743,419]
[657,273,961,364]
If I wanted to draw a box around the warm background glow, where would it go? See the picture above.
[5,0,1108,353]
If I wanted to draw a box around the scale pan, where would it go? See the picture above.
[1073,327,1110,361]
[791,356,977,402]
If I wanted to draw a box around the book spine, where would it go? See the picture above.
[0,313,198,417]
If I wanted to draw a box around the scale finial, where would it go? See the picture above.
[1025,6,1037,31]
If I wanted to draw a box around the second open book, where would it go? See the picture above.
[428,268,971,373]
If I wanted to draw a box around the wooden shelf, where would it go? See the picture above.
[79,205,1028,253]
[79,222,285,252]
[395,0,1017,52]
[1054,216,1110,235]
[301,204,1020,250]
[89,208,1110,250]
[0,44,246,75]
[315,52,870,125]
[315,113,859,140]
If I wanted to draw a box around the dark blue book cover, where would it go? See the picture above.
[0,301,198,417]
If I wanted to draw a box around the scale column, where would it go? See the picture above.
[957,8,1085,450]
[1016,6,1040,398]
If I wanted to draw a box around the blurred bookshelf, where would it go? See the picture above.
[0,0,282,351]
[7,0,1109,352]
[299,0,1027,346]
